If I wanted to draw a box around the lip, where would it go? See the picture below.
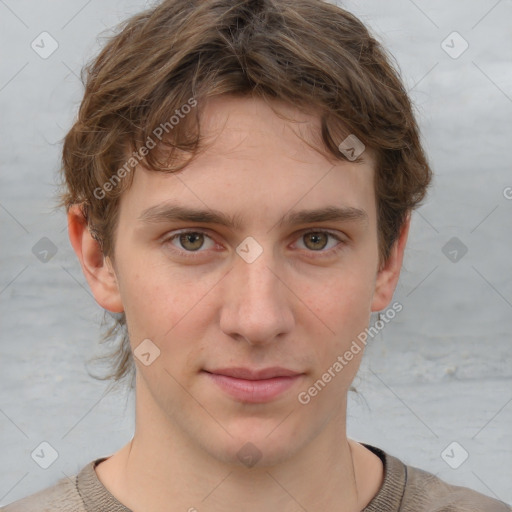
[206,366,302,380]
[203,367,304,403]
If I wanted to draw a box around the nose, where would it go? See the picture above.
[218,247,295,346]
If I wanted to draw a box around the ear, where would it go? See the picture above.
[67,205,124,313]
[371,213,410,312]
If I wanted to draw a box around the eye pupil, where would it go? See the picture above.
[180,232,204,251]
[305,232,328,250]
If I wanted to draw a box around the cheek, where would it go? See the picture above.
[296,273,375,408]
[305,264,375,328]
[299,264,376,372]
[115,256,219,346]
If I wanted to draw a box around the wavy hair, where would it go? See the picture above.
[59,0,432,390]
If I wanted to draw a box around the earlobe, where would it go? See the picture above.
[67,205,124,313]
[371,214,411,312]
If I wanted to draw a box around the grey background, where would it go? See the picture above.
[1,0,511,507]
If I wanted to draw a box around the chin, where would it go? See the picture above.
[201,417,309,469]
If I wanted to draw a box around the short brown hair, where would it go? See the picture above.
[60,0,432,389]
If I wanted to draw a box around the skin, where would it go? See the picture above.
[68,94,410,512]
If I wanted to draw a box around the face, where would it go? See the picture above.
[101,95,399,466]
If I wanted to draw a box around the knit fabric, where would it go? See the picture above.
[2,444,510,511]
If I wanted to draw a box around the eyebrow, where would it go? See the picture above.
[138,204,368,231]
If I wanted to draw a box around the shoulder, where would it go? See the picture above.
[362,443,511,512]
[0,473,85,512]
[402,460,511,512]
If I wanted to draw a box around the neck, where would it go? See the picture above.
[95,379,382,512]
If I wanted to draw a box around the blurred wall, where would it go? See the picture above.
[1,0,511,506]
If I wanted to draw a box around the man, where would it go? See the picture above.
[2,0,510,510]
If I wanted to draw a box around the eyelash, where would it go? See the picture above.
[162,229,346,260]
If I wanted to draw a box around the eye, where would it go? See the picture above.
[295,230,345,255]
[164,230,216,255]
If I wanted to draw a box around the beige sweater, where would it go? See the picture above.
[1,444,510,511]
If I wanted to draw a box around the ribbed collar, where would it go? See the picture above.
[77,456,132,512]
[362,444,406,511]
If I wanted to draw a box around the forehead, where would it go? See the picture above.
[119,95,376,228]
